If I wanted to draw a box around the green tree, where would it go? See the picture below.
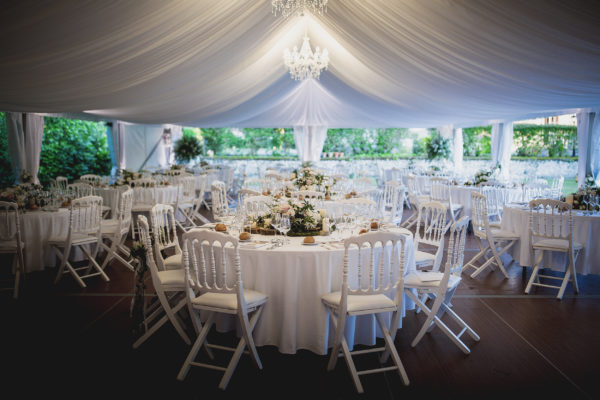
[0,112,15,187]
[38,117,111,186]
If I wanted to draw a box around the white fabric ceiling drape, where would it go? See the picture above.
[5,112,44,184]
[0,1,599,128]
[491,122,514,178]
[293,125,328,162]
[577,111,600,188]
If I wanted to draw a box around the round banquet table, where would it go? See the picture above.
[449,185,522,219]
[9,208,84,273]
[98,185,180,218]
[193,226,416,355]
[500,205,600,275]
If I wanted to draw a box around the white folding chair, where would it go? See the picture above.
[211,180,230,221]
[67,182,94,198]
[479,186,502,228]
[430,177,463,230]
[525,199,583,299]
[173,176,200,232]
[382,181,406,225]
[413,201,448,272]
[150,204,183,271]
[132,215,191,348]
[0,201,25,299]
[54,176,68,192]
[404,216,480,353]
[50,195,109,287]
[244,195,272,214]
[464,192,519,279]
[130,178,157,239]
[177,230,268,389]
[550,176,564,199]
[100,188,135,271]
[321,231,409,394]
[237,188,261,209]
[80,174,102,185]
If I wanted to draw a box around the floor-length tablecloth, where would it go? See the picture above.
[501,206,600,275]
[193,227,416,355]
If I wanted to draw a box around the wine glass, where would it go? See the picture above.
[272,213,282,243]
[279,214,290,244]
[582,194,590,215]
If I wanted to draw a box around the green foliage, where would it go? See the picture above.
[512,124,577,157]
[0,113,111,187]
[425,130,451,160]
[39,117,111,187]
[0,112,15,187]
[322,128,411,156]
[462,126,491,156]
[174,133,202,164]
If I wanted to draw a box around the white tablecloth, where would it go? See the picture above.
[501,205,600,275]
[192,227,416,355]
[10,209,80,273]
[99,186,180,217]
[449,186,522,219]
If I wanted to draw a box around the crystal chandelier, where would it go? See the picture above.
[283,35,329,80]
[272,0,328,18]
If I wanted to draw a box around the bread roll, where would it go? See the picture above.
[303,236,315,244]
[215,223,227,232]
[239,232,251,240]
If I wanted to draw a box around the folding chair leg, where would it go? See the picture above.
[326,310,344,372]
[340,337,363,393]
[376,314,409,386]
[177,313,215,381]
[525,251,544,294]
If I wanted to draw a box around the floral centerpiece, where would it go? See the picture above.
[291,167,326,191]
[245,198,335,236]
[0,182,46,211]
[565,173,599,211]
[465,163,501,186]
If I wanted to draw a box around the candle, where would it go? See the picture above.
[322,218,330,232]
[565,195,573,205]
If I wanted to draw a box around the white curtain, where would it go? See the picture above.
[106,121,127,176]
[293,125,328,162]
[577,111,600,188]
[1,1,599,128]
[491,122,514,178]
[5,112,44,184]
[453,128,464,171]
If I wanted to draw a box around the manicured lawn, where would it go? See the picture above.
[562,178,578,195]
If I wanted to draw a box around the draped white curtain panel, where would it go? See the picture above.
[491,122,514,179]
[5,112,44,184]
[0,0,599,128]
[577,111,600,187]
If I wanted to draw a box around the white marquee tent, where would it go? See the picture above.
[1,0,599,181]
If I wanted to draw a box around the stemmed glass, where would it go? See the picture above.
[272,213,282,244]
[582,194,590,215]
[279,214,290,244]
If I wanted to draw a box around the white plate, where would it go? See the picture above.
[239,239,252,242]
[302,242,318,246]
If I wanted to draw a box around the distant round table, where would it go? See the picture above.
[501,205,600,275]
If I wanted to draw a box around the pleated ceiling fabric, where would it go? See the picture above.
[0,0,599,128]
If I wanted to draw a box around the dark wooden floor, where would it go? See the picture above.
[1,208,599,400]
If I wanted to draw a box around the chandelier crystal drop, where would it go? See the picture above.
[272,0,328,18]
[283,35,329,80]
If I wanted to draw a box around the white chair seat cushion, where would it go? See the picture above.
[132,204,154,212]
[533,238,583,251]
[163,253,182,269]
[415,250,435,266]
[192,289,267,311]
[157,269,185,286]
[100,220,120,234]
[489,222,502,229]
[0,239,22,251]
[489,228,520,240]
[321,291,396,313]
[404,271,461,289]
[178,202,194,209]
[48,233,98,246]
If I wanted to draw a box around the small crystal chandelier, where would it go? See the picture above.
[283,35,329,80]
[272,0,328,18]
